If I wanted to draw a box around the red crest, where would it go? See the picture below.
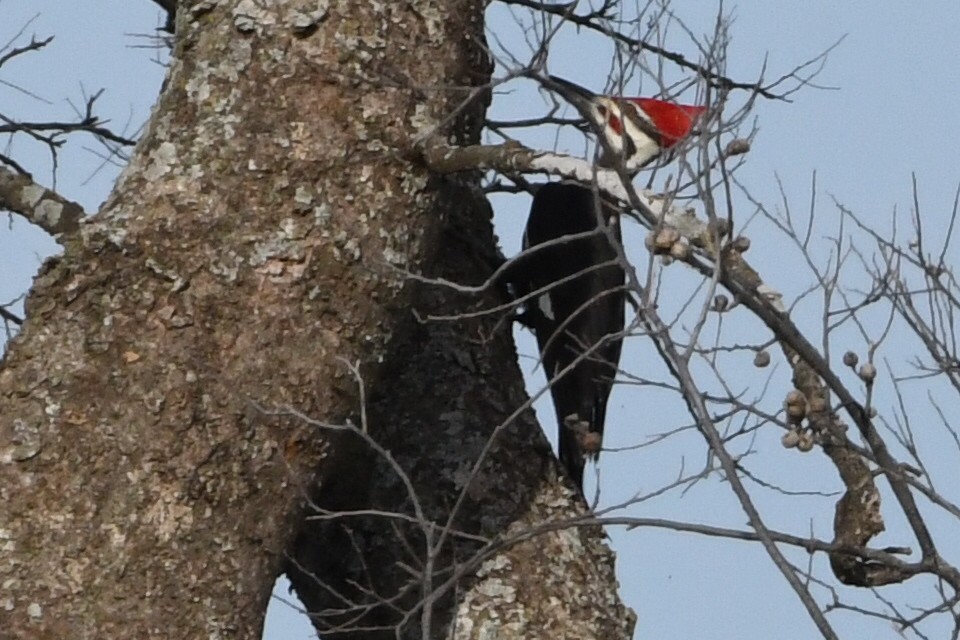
[628,98,706,147]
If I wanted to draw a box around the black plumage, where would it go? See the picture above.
[517,182,626,491]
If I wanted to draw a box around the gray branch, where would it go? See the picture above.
[0,166,86,239]
[422,142,712,240]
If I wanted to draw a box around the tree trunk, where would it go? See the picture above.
[0,1,634,638]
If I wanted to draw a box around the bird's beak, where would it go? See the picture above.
[543,75,596,113]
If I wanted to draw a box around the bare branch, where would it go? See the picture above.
[496,0,827,100]
[421,141,712,239]
[0,89,138,148]
[0,165,86,238]
[0,34,53,69]
[0,304,23,326]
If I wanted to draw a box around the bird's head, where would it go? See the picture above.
[545,76,707,173]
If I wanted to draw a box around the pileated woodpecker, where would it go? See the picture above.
[545,75,707,171]
[519,76,705,491]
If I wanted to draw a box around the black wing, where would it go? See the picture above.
[517,182,626,490]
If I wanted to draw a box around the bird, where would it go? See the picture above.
[544,75,707,172]
[518,182,625,491]
[516,76,705,491]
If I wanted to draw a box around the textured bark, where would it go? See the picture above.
[287,183,635,639]
[0,1,633,638]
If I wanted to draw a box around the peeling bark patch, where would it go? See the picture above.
[20,184,45,207]
[232,0,277,33]
[410,0,446,42]
[34,200,64,229]
[289,0,330,35]
[145,486,195,543]
[8,418,42,462]
[144,142,179,181]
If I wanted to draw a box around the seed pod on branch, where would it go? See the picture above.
[796,431,815,452]
[731,235,751,253]
[781,429,800,449]
[753,350,770,368]
[808,394,827,414]
[785,389,807,422]
[725,138,751,156]
[647,226,681,254]
[669,241,690,260]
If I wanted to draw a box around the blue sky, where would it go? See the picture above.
[3,1,960,638]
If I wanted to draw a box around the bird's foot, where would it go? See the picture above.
[580,432,602,456]
[563,414,601,457]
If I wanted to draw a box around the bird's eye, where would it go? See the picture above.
[596,105,607,117]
